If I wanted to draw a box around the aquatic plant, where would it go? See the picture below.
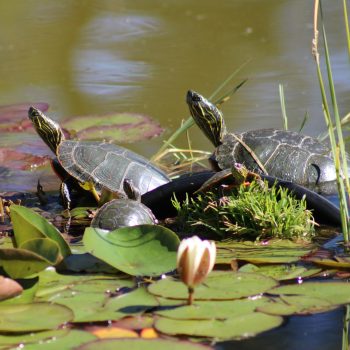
[173,180,315,241]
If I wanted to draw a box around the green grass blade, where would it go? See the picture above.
[279,84,288,130]
[343,0,350,60]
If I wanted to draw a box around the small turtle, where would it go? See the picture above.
[91,179,156,231]
[195,163,264,194]
[28,107,170,208]
[187,90,346,194]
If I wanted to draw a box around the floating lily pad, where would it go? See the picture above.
[34,269,153,323]
[0,102,49,132]
[83,225,179,276]
[40,286,157,323]
[148,271,278,300]
[268,281,350,305]
[0,248,53,278]
[10,205,71,258]
[20,238,61,265]
[155,297,271,319]
[0,302,73,332]
[257,295,336,316]
[0,329,96,349]
[239,263,321,281]
[35,268,134,299]
[155,312,283,340]
[216,239,314,264]
[0,146,49,170]
[62,113,164,143]
[76,338,211,350]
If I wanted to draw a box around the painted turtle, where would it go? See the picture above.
[28,107,170,208]
[91,179,156,231]
[195,163,264,194]
[186,90,345,194]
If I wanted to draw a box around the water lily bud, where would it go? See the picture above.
[176,236,216,289]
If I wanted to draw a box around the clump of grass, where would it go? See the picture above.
[173,181,315,241]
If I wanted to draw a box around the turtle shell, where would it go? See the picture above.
[91,198,156,231]
[215,129,338,193]
[57,141,169,195]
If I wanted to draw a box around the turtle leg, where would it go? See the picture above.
[79,181,100,203]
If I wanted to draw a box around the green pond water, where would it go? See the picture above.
[0,1,349,192]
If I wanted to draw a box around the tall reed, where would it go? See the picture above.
[312,0,350,241]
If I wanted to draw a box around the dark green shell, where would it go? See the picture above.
[58,141,169,195]
[216,129,338,193]
[91,199,156,231]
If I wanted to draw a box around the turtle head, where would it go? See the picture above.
[231,163,249,183]
[186,90,226,147]
[28,107,65,155]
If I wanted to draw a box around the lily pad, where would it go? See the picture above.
[0,102,49,132]
[10,205,71,258]
[62,113,164,143]
[19,238,61,265]
[0,302,73,332]
[268,281,350,305]
[239,263,321,281]
[0,329,96,349]
[83,225,179,276]
[0,248,53,278]
[35,268,134,299]
[155,312,283,340]
[257,295,336,316]
[148,271,278,300]
[216,239,314,264]
[76,338,211,350]
[155,297,271,319]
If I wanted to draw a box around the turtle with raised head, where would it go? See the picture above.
[28,107,170,208]
[186,90,345,194]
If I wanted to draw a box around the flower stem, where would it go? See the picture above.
[187,287,194,305]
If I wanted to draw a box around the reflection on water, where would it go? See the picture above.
[0,0,349,190]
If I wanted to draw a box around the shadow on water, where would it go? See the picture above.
[218,308,344,350]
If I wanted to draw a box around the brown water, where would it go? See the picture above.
[0,1,349,191]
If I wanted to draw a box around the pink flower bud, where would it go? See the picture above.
[176,236,216,288]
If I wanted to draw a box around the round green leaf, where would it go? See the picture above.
[10,205,71,258]
[239,263,321,281]
[257,295,336,316]
[83,225,180,276]
[155,297,271,319]
[0,302,74,332]
[76,338,211,350]
[20,238,61,265]
[268,281,350,305]
[0,248,52,279]
[40,286,157,323]
[148,271,278,300]
[0,329,96,349]
[155,313,283,340]
[62,113,164,143]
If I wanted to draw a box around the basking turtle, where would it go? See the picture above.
[91,179,156,231]
[195,162,264,194]
[186,90,344,194]
[28,107,170,208]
